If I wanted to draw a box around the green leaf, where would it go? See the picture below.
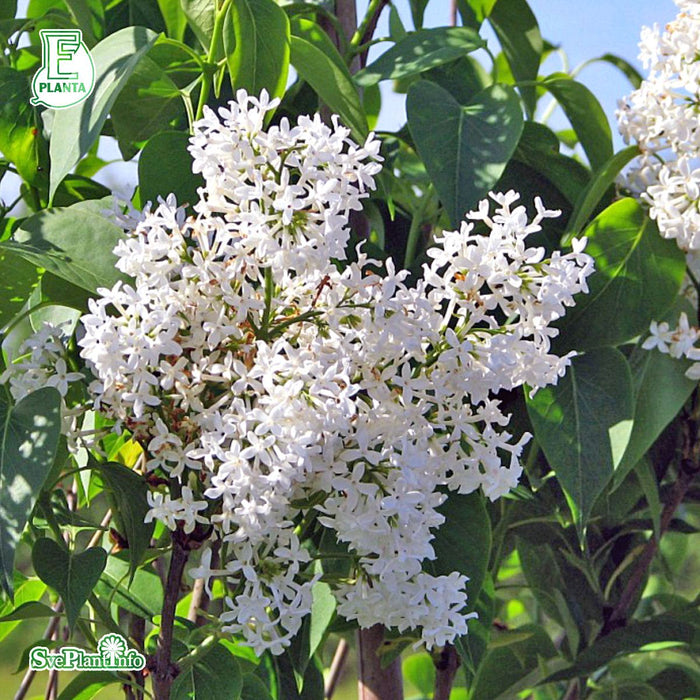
[49,26,158,202]
[97,462,154,583]
[636,457,662,543]
[554,199,686,352]
[172,643,243,700]
[588,682,665,700]
[388,5,406,40]
[470,624,557,699]
[546,613,700,682]
[613,309,696,487]
[488,0,542,117]
[51,174,112,207]
[32,538,107,629]
[0,600,57,623]
[402,653,435,697]
[567,145,640,236]
[240,674,273,700]
[287,579,335,678]
[456,575,495,678]
[424,54,492,105]
[40,272,94,311]
[526,347,635,528]
[457,0,497,25]
[429,491,491,608]
[539,73,612,171]
[407,80,523,227]
[111,43,189,160]
[404,0,427,28]
[96,553,163,618]
[0,249,40,331]
[138,130,204,207]
[56,671,121,700]
[0,578,47,641]
[308,580,335,659]
[180,0,214,49]
[63,0,99,47]
[576,53,643,90]
[0,67,46,186]
[0,0,17,21]
[355,27,485,86]
[290,26,368,139]
[157,0,187,40]
[515,531,604,649]
[225,0,290,100]
[0,387,62,598]
[648,665,700,700]
[513,122,590,206]
[2,198,126,293]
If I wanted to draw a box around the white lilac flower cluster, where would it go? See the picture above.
[616,0,700,256]
[77,90,593,655]
[643,313,700,380]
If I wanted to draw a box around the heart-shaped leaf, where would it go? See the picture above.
[407,80,524,227]
[32,538,107,629]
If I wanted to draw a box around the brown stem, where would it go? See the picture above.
[187,541,219,625]
[45,668,58,700]
[357,625,403,700]
[335,0,360,72]
[324,637,349,699]
[433,644,460,700]
[150,533,189,699]
[450,0,458,27]
[356,0,389,68]
[562,678,580,700]
[187,578,206,623]
[127,615,146,700]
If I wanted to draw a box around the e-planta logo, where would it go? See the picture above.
[30,29,95,109]
[29,633,146,672]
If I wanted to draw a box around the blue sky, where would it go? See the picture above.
[367,0,677,141]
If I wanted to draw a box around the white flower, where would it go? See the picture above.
[77,91,592,655]
[617,0,700,252]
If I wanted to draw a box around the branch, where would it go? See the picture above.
[14,606,62,700]
[324,638,349,699]
[150,532,190,699]
[433,644,460,700]
[350,0,389,68]
[187,542,219,625]
[357,625,404,700]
